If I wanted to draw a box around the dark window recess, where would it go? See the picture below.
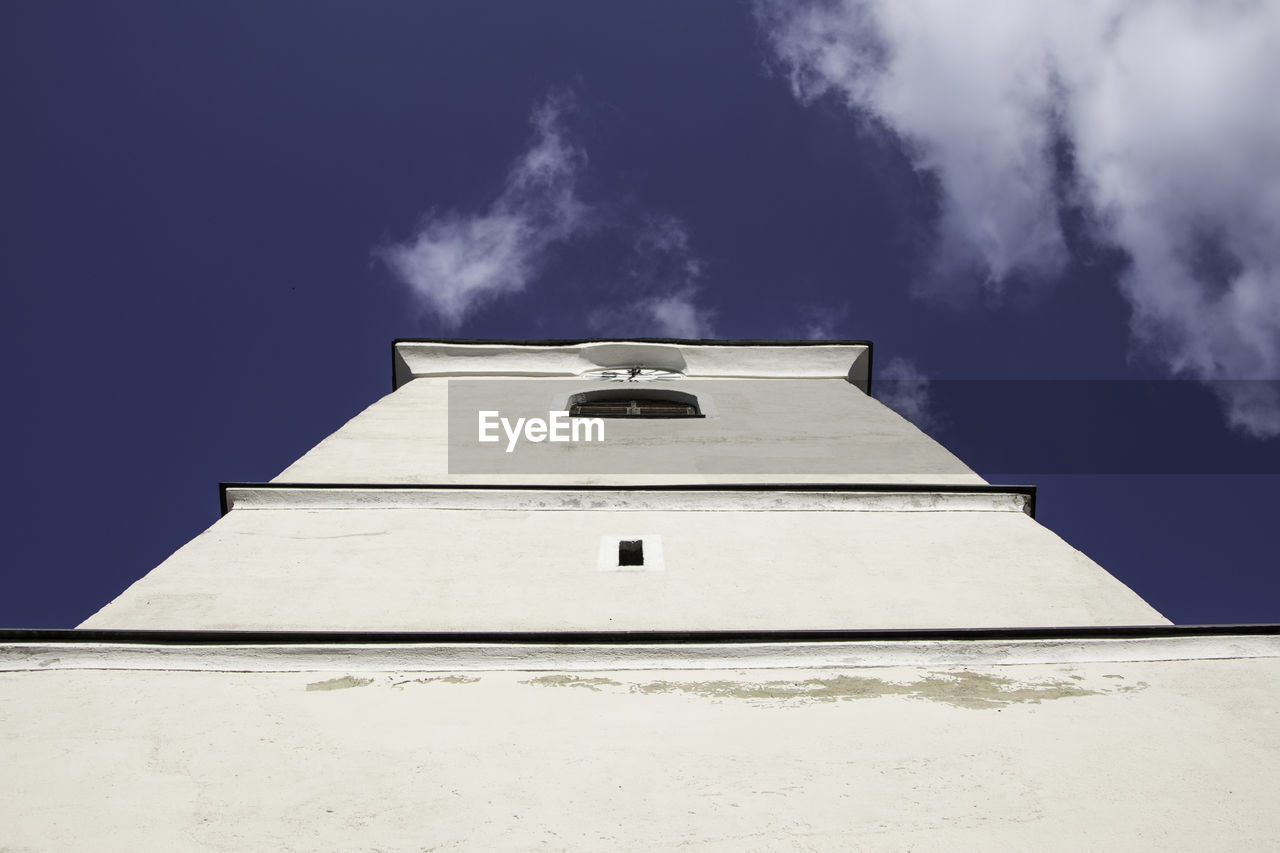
[570,398,701,418]
[618,539,644,566]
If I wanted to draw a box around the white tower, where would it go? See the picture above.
[3,339,1277,851]
[80,339,1165,631]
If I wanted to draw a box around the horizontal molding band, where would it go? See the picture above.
[3,633,1278,673]
[221,483,1036,515]
[392,340,872,389]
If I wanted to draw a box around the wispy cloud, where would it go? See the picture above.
[794,304,848,340]
[377,92,589,328]
[379,93,717,338]
[628,293,716,338]
[757,0,1280,435]
[589,214,717,338]
[875,357,934,430]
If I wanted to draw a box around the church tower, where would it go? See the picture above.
[4,339,1277,851]
[80,339,1165,631]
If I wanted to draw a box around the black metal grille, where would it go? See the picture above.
[569,398,701,418]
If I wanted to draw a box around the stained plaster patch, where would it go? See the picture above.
[305,674,483,691]
[522,675,623,692]
[522,671,1148,710]
[306,675,374,692]
[392,675,480,688]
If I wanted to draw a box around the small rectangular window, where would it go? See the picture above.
[597,535,664,571]
[618,539,644,565]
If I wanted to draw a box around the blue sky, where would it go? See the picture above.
[4,1,1278,627]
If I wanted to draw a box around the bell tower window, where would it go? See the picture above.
[568,390,702,418]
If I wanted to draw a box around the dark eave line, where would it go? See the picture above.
[3,624,1277,646]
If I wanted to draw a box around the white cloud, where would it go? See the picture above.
[588,290,716,339]
[628,214,706,286]
[802,319,838,340]
[377,92,588,328]
[589,214,717,338]
[379,96,717,339]
[632,293,717,338]
[757,0,1280,435]
[794,304,848,340]
[875,357,933,430]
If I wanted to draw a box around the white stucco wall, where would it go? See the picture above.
[82,339,1166,631]
[2,654,1277,850]
[273,376,985,486]
[21,341,1249,849]
[81,495,1165,630]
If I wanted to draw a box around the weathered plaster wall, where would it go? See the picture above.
[81,503,1166,630]
[2,657,1276,850]
[273,377,984,485]
[82,341,1166,630]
